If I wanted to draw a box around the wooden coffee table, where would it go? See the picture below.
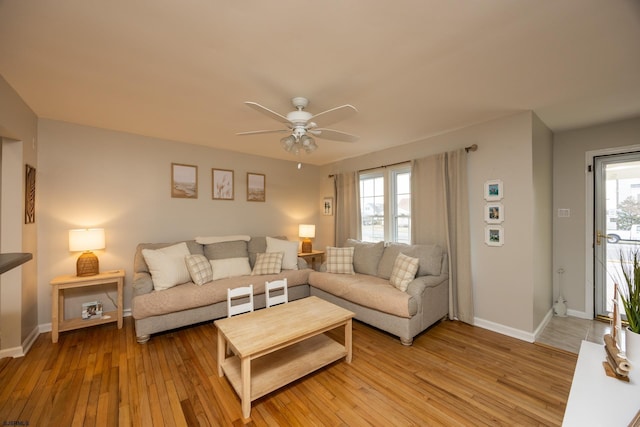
[215,296,355,418]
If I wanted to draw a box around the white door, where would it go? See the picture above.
[594,153,640,318]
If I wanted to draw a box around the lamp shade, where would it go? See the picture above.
[69,228,106,252]
[298,224,316,238]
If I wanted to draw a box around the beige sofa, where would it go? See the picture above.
[309,240,449,345]
[132,237,312,343]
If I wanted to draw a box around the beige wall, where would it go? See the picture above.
[532,114,553,327]
[0,74,38,356]
[324,111,552,339]
[553,116,640,316]
[37,119,323,322]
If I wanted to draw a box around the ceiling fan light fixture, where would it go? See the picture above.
[281,135,296,151]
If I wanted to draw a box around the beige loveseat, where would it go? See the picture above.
[309,239,449,345]
[132,236,312,343]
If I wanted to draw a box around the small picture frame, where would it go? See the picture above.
[212,168,234,200]
[25,164,36,224]
[247,173,266,202]
[485,225,504,246]
[82,301,103,320]
[323,197,334,216]
[171,163,198,199]
[484,203,504,224]
[484,179,503,201]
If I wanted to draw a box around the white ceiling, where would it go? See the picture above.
[1,0,639,165]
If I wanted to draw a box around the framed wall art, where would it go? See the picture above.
[171,163,198,199]
[25,164,36,224]
[323,197,334,216]
[484,203,504,224]
[484,179,503,201]
[484,225,504,247]
[212,168,234,200]
[247,172,265,202]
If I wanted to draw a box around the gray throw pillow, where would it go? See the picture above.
[204,240,248,260]
[345,239,385,276]
[377,243,443,279]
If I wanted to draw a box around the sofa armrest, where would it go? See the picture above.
[406,274,448,299]
[133,271,154,297]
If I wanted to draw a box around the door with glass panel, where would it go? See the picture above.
[594,153,640,318]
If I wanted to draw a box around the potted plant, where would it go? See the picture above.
[618,249,640,363]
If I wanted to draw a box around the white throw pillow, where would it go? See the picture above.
[266,236,299,270]
[251,252,284,275]
[325,246,355,274]
[142,242,191,291]
[185,254,213,286]
[210,257,252,280]
[389,253,420,292]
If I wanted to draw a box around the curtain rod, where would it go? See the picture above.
[328,144,478,178]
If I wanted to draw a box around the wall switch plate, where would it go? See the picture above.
[558,209,570,218]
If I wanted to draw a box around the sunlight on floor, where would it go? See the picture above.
[536,316,611,353]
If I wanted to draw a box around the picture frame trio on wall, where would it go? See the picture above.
[171,163,266,202]
[484,179,504,246]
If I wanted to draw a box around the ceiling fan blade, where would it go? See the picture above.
[244,102,290,124]
[311,128,359,143]
[309,104,357,127]
[237,129,289,136]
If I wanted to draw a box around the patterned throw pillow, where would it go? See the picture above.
[251,252,284,275]
[389,253,420,292]
[185,254,213,286]
[326,246,355,274]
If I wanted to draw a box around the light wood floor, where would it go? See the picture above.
[536,316,611,353]
[0,316,577,426]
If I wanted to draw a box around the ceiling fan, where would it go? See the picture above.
[237,97,359,154]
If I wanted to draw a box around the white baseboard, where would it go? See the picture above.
[533,309,554,341]
[21,325,40,355]
[473,317,536,343]
[0,345,23,358]
[0,325,40,358]
[567,309,591,319]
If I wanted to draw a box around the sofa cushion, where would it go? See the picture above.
[266,236,298,270]
[185,254,213,286]
[345,239,385,276]
[142,242,191,290]
[204,240,249,260]
[326,246,355,274]
[132,269,312,320]
[389,253,419,292]
[210,257,251,280]
[377,243,443,279]
[252,252,283,275]
[308,272,416,318]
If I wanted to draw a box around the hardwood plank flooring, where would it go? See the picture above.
[0,316,577,426]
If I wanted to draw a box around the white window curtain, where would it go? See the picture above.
[411,149,473,324]
[334,172,361,246]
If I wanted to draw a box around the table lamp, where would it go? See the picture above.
[69,228,105,276]
[299,224,315,253]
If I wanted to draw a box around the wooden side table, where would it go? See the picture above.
[50,269,125,343]
[298,250,325,270]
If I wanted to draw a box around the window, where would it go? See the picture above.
[359,164,411,243]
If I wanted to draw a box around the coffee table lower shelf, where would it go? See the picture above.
[221,334,346,401]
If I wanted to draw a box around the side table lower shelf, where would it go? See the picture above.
[58,310,120,333]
